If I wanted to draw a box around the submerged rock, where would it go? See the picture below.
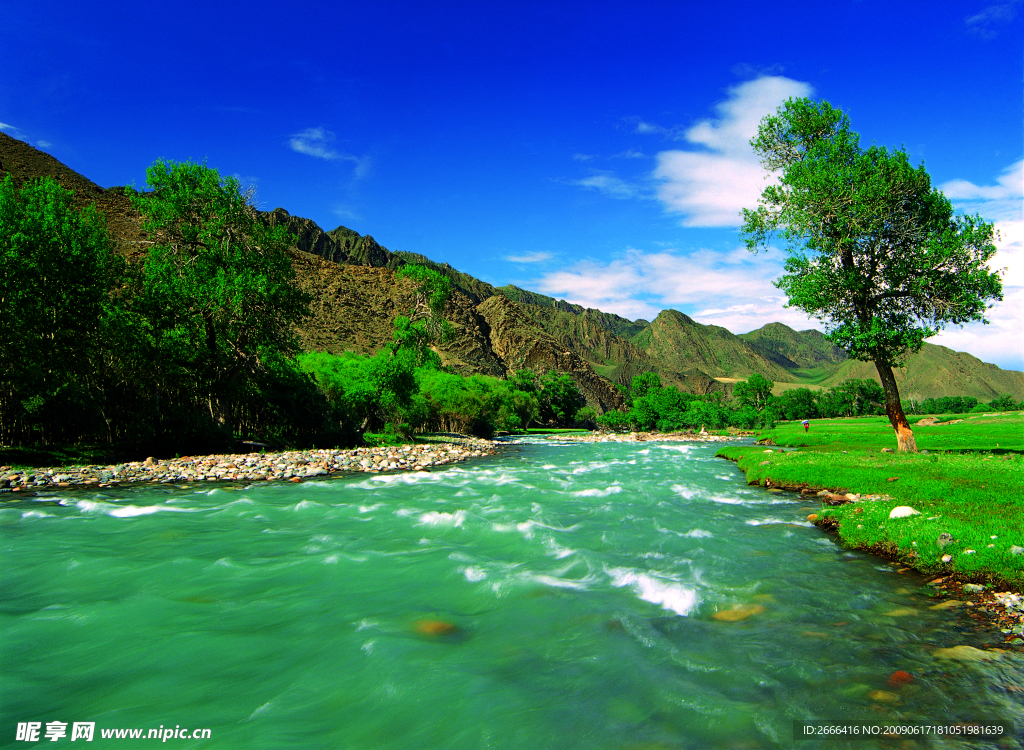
[413,619,460,636]
[933,645,1003,662]
[711,604,765,622]
[868,690,900,703]
[887,670,913,687]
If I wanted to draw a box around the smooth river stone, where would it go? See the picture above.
[413,619,460,636]
[712,604,765,622]
[933,645,1003,662]
[882,607,916,617]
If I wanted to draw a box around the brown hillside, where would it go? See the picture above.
[477,296,624,412]
[0,132,149,257]
[822,343,1024,403]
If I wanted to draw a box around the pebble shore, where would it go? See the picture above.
[0,436,499,492]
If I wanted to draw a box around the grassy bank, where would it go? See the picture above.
[717,414,1024,588]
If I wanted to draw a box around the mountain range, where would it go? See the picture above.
[3,132,1022,411]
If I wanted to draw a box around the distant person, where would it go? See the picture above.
[802,419,810,432]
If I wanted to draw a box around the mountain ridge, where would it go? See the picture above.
[3,132,1021,406]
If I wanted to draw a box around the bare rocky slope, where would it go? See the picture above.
[3,131,1022,406]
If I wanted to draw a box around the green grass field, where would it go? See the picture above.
[758,412,1024,453]
[717,414,1024,587]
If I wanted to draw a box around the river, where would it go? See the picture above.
[2,437,1021,748]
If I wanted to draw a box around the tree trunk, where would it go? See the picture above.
[874,359,917,453]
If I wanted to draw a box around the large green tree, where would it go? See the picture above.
[741,99,1002,452]
[0,175,113,444]
[128,159,309,435]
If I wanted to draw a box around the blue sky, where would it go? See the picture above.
[3,0,1022,370]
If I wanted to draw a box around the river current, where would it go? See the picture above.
[2,437,1021,748]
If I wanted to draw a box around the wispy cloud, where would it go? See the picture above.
[622,117,682,138]
[965,1,1019,38]
[572,153,595,162]
[933,160,1024,370]
[653,76,814,227]
[332,205,362,223]
[36,140,52,148]
[504,251,552,264]
[614,148,646,159]
[289,127,371,177]
[940,159,1022,223]
[528,245,811,330]
[568,171,641,199]
[0,122,24,137]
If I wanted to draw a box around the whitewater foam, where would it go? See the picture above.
[607,567,699,616]
[418,510,467,527]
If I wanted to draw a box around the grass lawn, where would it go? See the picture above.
[717,414,1024,587]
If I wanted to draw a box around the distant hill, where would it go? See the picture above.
[739,322,848,370]
[3,130,1022,408]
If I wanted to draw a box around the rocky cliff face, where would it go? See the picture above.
[476,296,624,412]
[289,251,507,378]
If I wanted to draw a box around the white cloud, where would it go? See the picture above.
[965,2,1019,37]
[631,119,674,136]
[504,251,552,263]
[529,245,808,328]
[940,159,1022,223]
[933,160,1024,371]
[569,172,639,199]
[572,153,595,162]
[0,122,24,137]
[653,76,813,227]
[36,140,52,148]
[289,127,370,177]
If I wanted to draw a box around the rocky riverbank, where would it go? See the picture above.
[0,436,499,493]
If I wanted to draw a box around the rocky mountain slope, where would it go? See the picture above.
[3,131,1022,407]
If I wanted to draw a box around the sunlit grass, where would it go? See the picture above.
[717,415,1024,586]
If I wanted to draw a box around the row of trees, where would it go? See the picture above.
[0,165,594,453]
[298,352,590,444]
[595,373,776,433]
[1,163,314,453]
[904,393,1023,416]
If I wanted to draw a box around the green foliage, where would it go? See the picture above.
[815,378,884,418]
[395,264,454,347]
[987,394,1020,412]
[904,395,979,415]
[126,159,310,439]
[0,175,114,445]
[775,387,818,421]
[741,97,1003,451]
[733,373,774,412]
[297,352,543,440]
[537,371,586,427]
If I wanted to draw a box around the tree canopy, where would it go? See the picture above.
[740,98,1002,451]
[127,159,310,434]
[0,175,114,444]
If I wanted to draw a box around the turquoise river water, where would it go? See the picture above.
[2,437,1022,749]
